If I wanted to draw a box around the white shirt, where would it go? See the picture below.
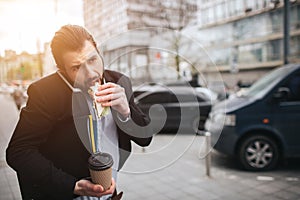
[75,103,120,200]
[96,108,119,182]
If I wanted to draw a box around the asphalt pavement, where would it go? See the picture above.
[0,93,300,200]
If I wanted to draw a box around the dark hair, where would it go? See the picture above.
[50,24,99,69]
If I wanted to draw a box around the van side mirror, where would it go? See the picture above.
[273,87,290,100]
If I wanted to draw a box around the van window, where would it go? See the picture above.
[242,66,295,98]
[283,72,300,102]
[243,67,285,97]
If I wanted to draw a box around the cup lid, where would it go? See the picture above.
[88,152,114,170]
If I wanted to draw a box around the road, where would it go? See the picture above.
[0,93,300,200]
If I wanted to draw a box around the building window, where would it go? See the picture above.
[235,0,244,15]
[238,43,267,63]
[215,3,223,21]
[202,8,208,25]
[227,0,235,17]
[290,35,300,60]
[208,7,214,23]
[270,9,283,33]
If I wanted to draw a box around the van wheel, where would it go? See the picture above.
[237,135,280,171]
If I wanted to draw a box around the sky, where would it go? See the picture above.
[0,0,84,56]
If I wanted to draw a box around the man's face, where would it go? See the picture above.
[62,40,104,91]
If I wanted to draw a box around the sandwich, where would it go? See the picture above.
[88,81,109,118]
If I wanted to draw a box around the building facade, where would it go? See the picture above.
[0,50,42,83]
[187,0,300,88]
[83,0,197,84]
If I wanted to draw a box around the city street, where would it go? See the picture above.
[1,93,300,200]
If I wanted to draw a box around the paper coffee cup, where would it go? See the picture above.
[88,152,113,190]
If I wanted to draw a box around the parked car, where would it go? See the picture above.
[205,63,300,171]
[134,84,212,133]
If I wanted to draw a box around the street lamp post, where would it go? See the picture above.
[283,0,290,64]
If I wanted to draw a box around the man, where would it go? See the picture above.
[12,85,25,110]
[6,25,152,200]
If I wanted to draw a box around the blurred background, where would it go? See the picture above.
[1,0,299,96]
[1,1,300,199]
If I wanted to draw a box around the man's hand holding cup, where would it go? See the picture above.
[74,178,115,197]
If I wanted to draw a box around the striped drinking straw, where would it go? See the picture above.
[88,115,96,154]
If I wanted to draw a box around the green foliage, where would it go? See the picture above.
[7,61,38,80]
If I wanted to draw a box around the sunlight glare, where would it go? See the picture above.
[0,0,83,55]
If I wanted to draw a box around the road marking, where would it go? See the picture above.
[286,177,299,181]
[256,176,275,181]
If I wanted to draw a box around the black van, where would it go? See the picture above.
[205,64,300,171]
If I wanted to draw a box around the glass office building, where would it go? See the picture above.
[186,0,300,87]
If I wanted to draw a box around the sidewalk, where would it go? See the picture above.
[0,93,300,200]
[0,94,21,200]
[117,136,300,200]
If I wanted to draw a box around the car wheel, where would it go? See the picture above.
[238,135,280,171]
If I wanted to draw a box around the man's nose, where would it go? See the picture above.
[81,63,96,77]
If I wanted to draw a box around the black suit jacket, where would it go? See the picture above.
[6,70,152,200]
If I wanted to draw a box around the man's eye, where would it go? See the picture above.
[72,65,80,72]
[87,57,97,64]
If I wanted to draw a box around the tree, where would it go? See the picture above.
[153,0,198,79]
